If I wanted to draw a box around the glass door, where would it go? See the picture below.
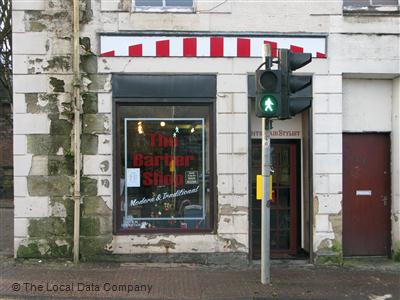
[251,140,298,259]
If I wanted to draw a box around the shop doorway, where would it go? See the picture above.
[343,133,391,256]
[251,139,301,259]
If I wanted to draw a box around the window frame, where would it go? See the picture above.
[113,98,217,235]
[343,0,399,15]
[133,0,195,13]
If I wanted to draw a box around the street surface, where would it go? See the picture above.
[0,258,399,299]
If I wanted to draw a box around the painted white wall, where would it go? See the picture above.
[343,79,392,132]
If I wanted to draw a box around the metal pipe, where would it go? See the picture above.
[72,0,81,264]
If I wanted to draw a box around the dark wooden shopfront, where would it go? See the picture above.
[251,139,301,259]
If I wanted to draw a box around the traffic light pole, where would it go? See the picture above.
[261,44,272,285]
[261,117,271,284]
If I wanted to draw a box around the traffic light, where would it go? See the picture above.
[279,49,313,120]
[255,69,282,118]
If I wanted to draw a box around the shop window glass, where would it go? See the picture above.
[116,104,213,232]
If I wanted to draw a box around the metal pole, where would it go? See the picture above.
[261,44,272,285]
[261,118,271,284]
[72,0,81,264]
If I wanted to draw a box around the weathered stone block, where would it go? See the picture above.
[27,134,71,155]
[48,156,74,176]
[26,93,59,114]
[28,217,67,238]
[17,242,41,258]
[79,236,112,258]
[87,74,111,92]
[81,54,98,74]
[49,77,65,93]
[51,196,74,235]
[82,196,112,216]
[17,238,72,258]
[83,114,110,134]
[80,216,100,236]
[49,117,72,135]
[82,92,98,114]
[29,155,48,175]
[27,21,46,32]
[27,175,72,196]
[43,56,71,73]
[81,134,98,154]
[81,177,98,196]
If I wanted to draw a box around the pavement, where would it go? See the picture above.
[0,258,399,300]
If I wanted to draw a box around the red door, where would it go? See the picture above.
[343,133,391,256]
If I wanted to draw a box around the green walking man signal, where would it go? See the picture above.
[262,96,277,113]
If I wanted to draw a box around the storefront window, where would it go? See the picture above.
[116,104,213,232]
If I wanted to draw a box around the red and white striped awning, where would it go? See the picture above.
[100,35,327,58]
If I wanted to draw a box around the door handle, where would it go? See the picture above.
[381,195,388,206]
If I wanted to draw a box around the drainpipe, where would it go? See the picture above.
[72,0,81,264]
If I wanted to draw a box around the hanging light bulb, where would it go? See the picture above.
[160,121,166,127]
[190,127,195,133]
[138,121,143,134]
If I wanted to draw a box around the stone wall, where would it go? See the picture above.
[13,0,75,258]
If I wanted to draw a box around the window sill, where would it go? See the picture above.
[343,5,400,16]
[133,6,195,13]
